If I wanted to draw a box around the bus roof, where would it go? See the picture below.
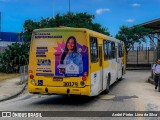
[107,36,123,44]
[33,27,105,36]
[33,27,123,44]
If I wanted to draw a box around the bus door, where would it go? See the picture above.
[90,37,103,96]
[98,45,103,92]
[111,42,117,83]
[115,46,119,79]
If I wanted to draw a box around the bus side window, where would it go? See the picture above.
[118,43,123,57]
[103,40,108,60]
[108,41,112,59]
[90,37,98,63]
[111,42,115,59]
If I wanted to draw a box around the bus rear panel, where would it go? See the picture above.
[28,28,126,97]
[28,29,90,96]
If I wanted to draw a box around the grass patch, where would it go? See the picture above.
[0,73,20,82]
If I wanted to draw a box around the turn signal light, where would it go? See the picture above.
[29,70,33,74]
[83,72,88,77]
[80,81,85,86]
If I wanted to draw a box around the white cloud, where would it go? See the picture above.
[131,3,141,7]
[96,8,110,15]
[125,19,135,23]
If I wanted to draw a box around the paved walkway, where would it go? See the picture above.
[0,77,27,102]
[0,73,156,102]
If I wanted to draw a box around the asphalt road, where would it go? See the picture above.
[0,70,160,120]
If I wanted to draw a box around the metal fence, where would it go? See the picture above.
[127,47,156,65]
[20,65,28,84]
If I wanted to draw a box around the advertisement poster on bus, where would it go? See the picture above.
[34,31,88,77]
[54,34,88,77]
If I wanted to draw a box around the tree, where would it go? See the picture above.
[23,20,40,41]
[0,43,29,73]
[115,25,152,54]
[23,12,110,42]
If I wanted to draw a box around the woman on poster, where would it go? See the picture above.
[58,36,83,74]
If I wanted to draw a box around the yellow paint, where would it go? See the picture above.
[28,82,90,96]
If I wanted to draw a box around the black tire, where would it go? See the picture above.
[121,68,124,80]
[119,77,122,81]
[118,69,123,81]
[122,68,124,75]
[105,75,110,94]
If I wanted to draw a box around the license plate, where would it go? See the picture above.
[53,77,63,81]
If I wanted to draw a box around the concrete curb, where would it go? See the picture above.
[0,83,27,102]
[127,68,151,70]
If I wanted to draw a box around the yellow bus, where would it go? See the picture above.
[28,27,126,96]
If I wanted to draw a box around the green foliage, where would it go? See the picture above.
[23,12,110,41]
[23,20,40,41]
[115,25,152,53]
[0,43,29,73]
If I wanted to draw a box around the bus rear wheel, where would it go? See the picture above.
[119,68,124,81]
[105,75,110,94]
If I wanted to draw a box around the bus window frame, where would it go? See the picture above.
[90,36,98,63]
[118,43,123,58]
[111,41,116,59]
[103,40,108,60]
[108,41,112,60]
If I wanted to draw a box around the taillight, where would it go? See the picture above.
[82,72,88,81]
[30,74,34,79]
[82,76,86,81]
